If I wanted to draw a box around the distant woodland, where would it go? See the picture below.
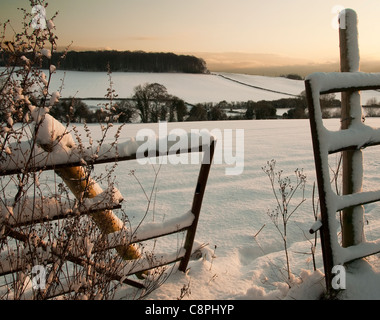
[0,49,208,73]
[41,50,209,73]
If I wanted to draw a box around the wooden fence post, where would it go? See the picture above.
[339,8,365,247]
[178,139,216,272]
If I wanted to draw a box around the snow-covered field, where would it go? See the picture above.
[105,119,324,300]
[26,70,380,299]
[51,70,303,103]
[49,69,380,105]
[82,118,380,300]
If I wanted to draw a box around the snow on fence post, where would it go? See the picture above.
[339,9,365,248]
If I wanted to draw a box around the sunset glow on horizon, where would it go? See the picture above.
[2,0,380,75]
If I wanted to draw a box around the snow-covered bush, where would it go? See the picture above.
[0,0,169,300]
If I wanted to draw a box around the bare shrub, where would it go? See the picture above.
[262,159,307,285]
[0,0,172,300]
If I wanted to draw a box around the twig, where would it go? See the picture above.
[253,224,266,238]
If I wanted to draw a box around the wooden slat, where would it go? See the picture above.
[0,188,123,228]
[1,226,147,290]
[320,84,380,95]
[107,211,194,249]
[179,139,216,272]
[341,240,380,264]
[327,128,380,154]
[0,130,216,296]
[0,143,210,177]
[336,190,380,212]
[328,141,380,154]
[305,79,335,292]
[117,248,186,277]
[1,204,122,229]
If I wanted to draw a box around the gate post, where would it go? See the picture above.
[339,9,365,247]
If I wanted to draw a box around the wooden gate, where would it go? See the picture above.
[0,120,216,299]
[306,72,380,294]
[306,8,380,296]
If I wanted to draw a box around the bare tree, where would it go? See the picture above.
[132,83,169,123]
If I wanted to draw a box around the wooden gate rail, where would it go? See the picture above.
[0,187,123,228]
[0,134,216,297]
[0,140,213,177]
[305,72,380,294]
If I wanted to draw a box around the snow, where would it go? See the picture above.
[340,9,360,72]
[45,69,380,107]
[217,72,305,97]
[4,70,380,300]
[305,69,380,298]
[46,20,55,31]
[0,186,123,227]
[49,70,305,104]
[41,48,51,60]
[0,119,215,174]
[33,112,75,152]
[49,91,60,106]
[107,210,195,246]
[55,118,380,300]
[305,72,380,94]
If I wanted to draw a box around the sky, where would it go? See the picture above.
[2,0,380,76]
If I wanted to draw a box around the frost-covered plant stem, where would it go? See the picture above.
[262,160,306,284]
[0,0,167,300]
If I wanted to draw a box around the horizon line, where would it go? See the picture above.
[56,46,380,77]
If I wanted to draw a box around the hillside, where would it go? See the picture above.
[48,70,380,105]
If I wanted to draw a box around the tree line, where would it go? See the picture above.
[44,50,209,73]
[47,86,350,124]
[50,82,188,124]
[0,50,209,74]
[2,79,353,124]
[186,92,349,121]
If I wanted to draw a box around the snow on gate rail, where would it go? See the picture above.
[0,114,216,297]
[306,70,380,294]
